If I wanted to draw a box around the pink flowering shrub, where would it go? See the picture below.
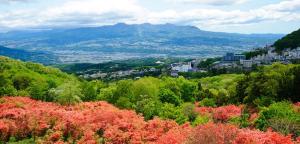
[195,104,242,122]
[0,97,296,143]
[0,97,188,143]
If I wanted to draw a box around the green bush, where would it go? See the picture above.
[52,81,83,105]
[255,102,300,136]
[159,89,182,106]
[198,98,216,107]
[158,103,188,124]
[192,115,210,126]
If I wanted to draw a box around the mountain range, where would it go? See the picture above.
[0,23,284,64]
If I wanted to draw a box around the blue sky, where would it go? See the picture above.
[0,0,300,34]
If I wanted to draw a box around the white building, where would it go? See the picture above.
[171,62,192,72]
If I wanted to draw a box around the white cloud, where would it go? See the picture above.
[0,0,31,4]
[0,0,299,31]
[263,0,300,12]
[166,0,248,5]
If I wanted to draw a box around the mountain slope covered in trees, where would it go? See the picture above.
[0,56,82,103]
[274,28,300,52]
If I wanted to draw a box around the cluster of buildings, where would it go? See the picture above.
[212,53,247,69]
[212,47,300,70]
[80,47,300,79]
[252,47,300,63]
[80,67,160,79]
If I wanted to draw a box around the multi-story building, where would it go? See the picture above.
[223,53,246,62]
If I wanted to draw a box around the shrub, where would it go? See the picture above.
[198,98,216,107]
[191,115,210,126]
[0,97,297,143]
[186,123,238,144]
[255,101,300,137]
[52,81,83,105]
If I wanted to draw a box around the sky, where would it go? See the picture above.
[0,0,300,34]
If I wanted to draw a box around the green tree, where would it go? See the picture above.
[12,73,32,90]
[136,95,162,120]
[158,103,188,124]
[52,81,83,105]
[29,81,48,101]
[181,103,198,122]
[81,81,98,101]
[159,89,182,106]
[132,77,160,102]
[97,86,116,102]
[178,77,197,102]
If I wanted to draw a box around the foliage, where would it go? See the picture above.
[197,57,221,68]
[181,103,198,122]
[243,48,268,59]
[159,89,182,106]
[186,123,238,144]
[187,123,295,144]
[51,81,83,105]
[200,74,242,105]
[274,28,300,52]
[198,98,216,107]
[191,115,210,126]
[0,56,83,104]
[195,105,242,122]
[236,63,300,106]
[0,97,296,144]
[255,101,300,137]
[158,103,188,124]
[0,97,187,143]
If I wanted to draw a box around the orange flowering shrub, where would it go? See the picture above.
[234,129,294,144]
[0,97,188,143]
[0,97,296,144]
[186,123,238,144]
[195,104,242,122]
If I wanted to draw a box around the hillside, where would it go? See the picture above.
[0,97,296,143]
[1,57,300,143]
[274,28,300,52]
[0,23,284,63]
[0,46,59,64]
[0,56,80,102]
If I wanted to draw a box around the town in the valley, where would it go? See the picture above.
[80,46,300,80]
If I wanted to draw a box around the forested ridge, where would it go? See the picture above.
[274,28,300,52]
[0,56,300,143]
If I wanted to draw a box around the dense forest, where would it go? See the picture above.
[274,28,300,52]
[0,56,300,143]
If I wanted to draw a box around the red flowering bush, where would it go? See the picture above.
[186,123,238,144]
[234,129,294,144]
[0,97,188,143]
[195,104,242,122]
[186,123,295,144]
[0,97,296,144]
